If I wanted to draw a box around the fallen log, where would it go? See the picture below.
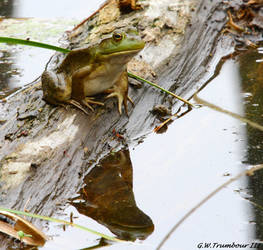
[0,0,232,246]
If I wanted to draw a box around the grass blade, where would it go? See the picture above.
[0,37,70,53]
[0,207,124,243]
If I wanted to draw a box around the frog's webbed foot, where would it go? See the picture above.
[83,97,104,107]
[66,98,104,115]
[105,90,133,115]
[82,97,104,111]
[66,99,90,114]
[127,96,134,106]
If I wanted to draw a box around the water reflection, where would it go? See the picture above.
[0,0,14,17]
[70,149,154,241]
[239,47,263,241]
[0,0,16,98]
[0,51,12,96]
[0,0,106,98]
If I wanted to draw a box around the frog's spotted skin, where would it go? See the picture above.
[41,30,145,115]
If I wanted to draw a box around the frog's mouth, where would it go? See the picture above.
[98,49,143,64]
[101,48,143,56]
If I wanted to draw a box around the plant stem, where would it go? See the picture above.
[128,72,195,107]
[0,207,124,243]
[0,37,70,53]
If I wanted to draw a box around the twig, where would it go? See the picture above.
[153,113,178,133]
[226,10,245,33]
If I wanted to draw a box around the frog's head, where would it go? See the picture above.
[94,30,145,63]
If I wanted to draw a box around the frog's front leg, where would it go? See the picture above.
[71,65,104,112]
[105,71,133,115]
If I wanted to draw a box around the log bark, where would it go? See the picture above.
[0,0,230,241]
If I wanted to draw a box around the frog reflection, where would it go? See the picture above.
[70,149,154,240]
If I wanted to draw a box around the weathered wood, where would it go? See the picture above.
[0,0,230,238]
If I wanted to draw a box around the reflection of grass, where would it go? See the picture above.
[0,207,124,243]
[0,36,193,107]
[157,164,263,250]
[156,96,263,249]
[194,95,263,131]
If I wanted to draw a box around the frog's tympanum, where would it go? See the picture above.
[41,30,145,115]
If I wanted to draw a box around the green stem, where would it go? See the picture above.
[0,207,124,243]
[128,72,195,108]
[0,37,70,53]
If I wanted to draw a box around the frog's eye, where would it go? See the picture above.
[113,32,123,42]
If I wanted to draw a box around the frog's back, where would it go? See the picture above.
[58,47,94,73]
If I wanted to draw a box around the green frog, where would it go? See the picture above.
[41,30,145,115]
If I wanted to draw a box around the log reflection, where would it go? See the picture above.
[239,48,263,240]
[71,149,154,240]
